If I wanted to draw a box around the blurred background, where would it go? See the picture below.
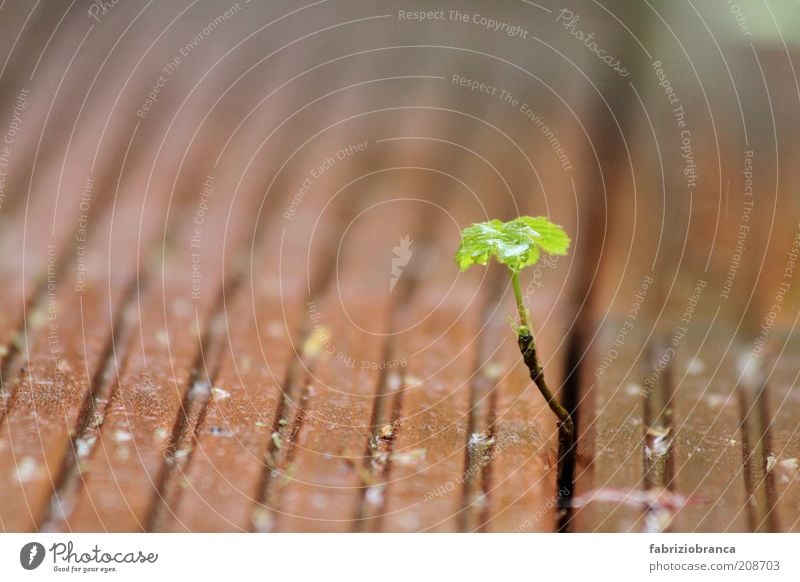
[0,0,798,533]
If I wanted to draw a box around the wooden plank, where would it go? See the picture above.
[376,192,482,532]
[0,113,163,530]
[669,323,751,532]
[274,201,405,532]
[5,1,800,535]
[155,209,313,532]
[51,51,368,528]
[0,162,91,384]
[157,164,381,531]
[569,39,757,531]
[0,174,161,531]
[567,104,658,530]
[570,318,649,532]
[378,293,479,531]
[762,349,800,532]
[62,167,251,531]
[157,118,412,531]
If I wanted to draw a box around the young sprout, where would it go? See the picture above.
[456,216,574,487]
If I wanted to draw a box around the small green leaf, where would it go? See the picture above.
[455,216,570,273]
[515,216,571,255]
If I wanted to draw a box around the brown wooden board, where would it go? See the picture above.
[0,174,163,531]
[155,208,315,532]
[62,166,252,531]
[274,200,410,532]
[570,319,649,533]
[669,323,751,532]
[376,180,486,532]
[763,348,800,532]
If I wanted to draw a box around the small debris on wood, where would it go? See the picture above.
[645,426,672,458]
[189,381,211,399]
[386,373,402,391]
[482,362,504,380]
[766,454,777,473]
[302,326,331,358]
[687,358,705,375]
[468,432,496,464]
[172,447,192,462]
[625,383,644,396]
[113,430,133,443]
[90,412,105,428]
[779,458,798,471]
[15,456,40,483]
[405,375,422,388]
[389,448,426,466]
[211,387,230,401]
[366,485,385,506]
[75,436,96,458]
[251,507,274,532]
[264,321,284,337]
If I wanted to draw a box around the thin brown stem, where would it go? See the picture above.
[518,330,576,506]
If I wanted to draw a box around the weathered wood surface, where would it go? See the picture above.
[1,0,799,532]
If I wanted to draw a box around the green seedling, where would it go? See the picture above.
[456,216,574,487]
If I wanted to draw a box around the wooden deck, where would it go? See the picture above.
[0,0,799,532]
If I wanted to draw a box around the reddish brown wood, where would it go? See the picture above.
[0,179,160,531]
[3,2,800,535]
[156,212,312,532]
[378,298,479,531]
[763,349,800,532]
[570,320,648,533]
[274,215,398,532]
[371,189,484,531]
[63,167,253,531]
[669,327,751,532]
